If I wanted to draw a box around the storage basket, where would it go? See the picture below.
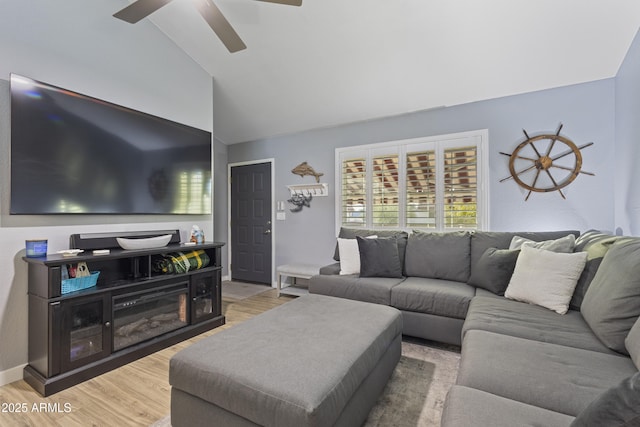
[62,271,100,294]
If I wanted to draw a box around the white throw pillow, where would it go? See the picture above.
[337,236,377,275]
[504,246,587,314]
[509,234,576,253]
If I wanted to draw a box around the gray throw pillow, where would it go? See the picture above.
[404,231,471,282]
[625,317,640,369]
[509,234,576,253]
[571,232,619,311]
[357,236,403,278]
[333,228,407,261]
[470,230,580,276]
[581,238,640,354]
[467,248,520,295]
[571,372,640,427]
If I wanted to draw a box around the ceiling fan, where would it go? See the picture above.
[113,0,302,53]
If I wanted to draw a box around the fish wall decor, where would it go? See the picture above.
[291,162,324,183]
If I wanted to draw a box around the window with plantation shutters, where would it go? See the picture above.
[337,130,487,231]
[406,150,436,228]
[372,154,399,227]
[341,157,367,226]
[444,146,477,228]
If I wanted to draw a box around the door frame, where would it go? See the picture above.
[227,158,276,286]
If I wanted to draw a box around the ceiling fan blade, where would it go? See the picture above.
[113,0,174,23]
[192,0,247,53]
[255,0,302,6]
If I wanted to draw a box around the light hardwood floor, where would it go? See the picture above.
[0,289,294,427]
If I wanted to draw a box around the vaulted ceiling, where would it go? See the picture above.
[4,1,640,145]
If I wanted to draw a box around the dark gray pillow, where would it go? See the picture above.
[467,248,520,295]
[404,231,471,282]
[333,228,407,261]
[571,230,620,311]
[571,372,640,427]
[357,236,403,278]
[581,238,640,354]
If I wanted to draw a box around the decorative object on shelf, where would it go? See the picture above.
[152,250,210,274]
[190,225,205,244]
[25,239,48,258]
[75,262,91,277]
[292,161,324,183]
[70,229,181,250]
[500,124,594,200]
[57,249,84,257]
[61,271,100,295]
[287,193,313,212]
[116,234,172,250]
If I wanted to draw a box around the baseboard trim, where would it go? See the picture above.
[222,274,230,281]
[0,364,26,387]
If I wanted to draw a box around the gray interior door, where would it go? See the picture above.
[230,162,272,284]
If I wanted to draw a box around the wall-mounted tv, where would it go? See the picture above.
[10,74,212,215]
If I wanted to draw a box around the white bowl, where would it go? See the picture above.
[116,234,172,250]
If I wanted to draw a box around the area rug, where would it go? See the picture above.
[221,280,271,301]
[150,340,460,427]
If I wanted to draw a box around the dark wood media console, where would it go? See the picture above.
[23,234,225,396]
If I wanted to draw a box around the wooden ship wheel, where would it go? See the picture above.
[500,124,594,201]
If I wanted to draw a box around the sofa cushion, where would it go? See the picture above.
[337,237,362,275]
[404,230,471,282]
[309,274,404,305]
[441,385,575,427]
[581,237,640,355]
[470,230,580,279]
[390,277,475,319]
[333,228,408,261]
[504,246,587,314]
[457,330,638,416]
[571,230,620,311]
[319,262,341,275]
[571,372,640,427]
[509,233,576,252]
[626,317,640,369]
[467,248,519,295]
[463,296,614,354]
[357,236,403,278]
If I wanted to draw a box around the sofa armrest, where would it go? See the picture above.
[319,263,341,275]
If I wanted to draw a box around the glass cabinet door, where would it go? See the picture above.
[190,270,220,324]
[59,294,111,373]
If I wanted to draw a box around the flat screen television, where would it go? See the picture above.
[10,74,212,215]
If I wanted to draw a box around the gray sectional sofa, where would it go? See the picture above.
[309,228,640,426]
[311,228,580,346]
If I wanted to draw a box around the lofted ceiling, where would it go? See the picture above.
[4,1,640,145]
[148,0,640,144]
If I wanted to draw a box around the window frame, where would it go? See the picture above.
[335,129,489,234]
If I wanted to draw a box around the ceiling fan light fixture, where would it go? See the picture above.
[113,0,302,52]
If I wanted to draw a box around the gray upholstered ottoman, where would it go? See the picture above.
[169,294,403,427]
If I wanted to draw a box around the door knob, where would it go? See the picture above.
[264,229,271,235]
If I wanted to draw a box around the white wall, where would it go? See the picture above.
[0,1,213,385]
[615,29,640,236]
